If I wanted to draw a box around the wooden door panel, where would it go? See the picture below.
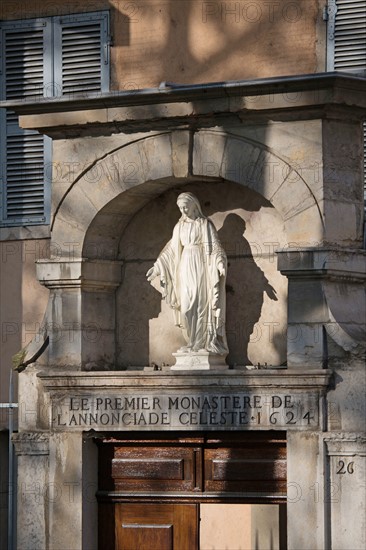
[120,525,173,550]
[210,458,286,480]
[108,446,199,492]
[114,457,183,479]
[204,441,287,494]
[115,503,198,550]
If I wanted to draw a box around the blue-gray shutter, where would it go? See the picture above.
[53,12,110,96]
[335,9,366,72]
[0,20,52,225]
[0,11,110,226]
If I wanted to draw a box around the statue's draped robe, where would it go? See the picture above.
[155,217,228,354]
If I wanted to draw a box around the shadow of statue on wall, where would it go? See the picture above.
[218,213,278,366]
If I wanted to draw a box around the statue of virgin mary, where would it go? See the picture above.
[147,192,228,357]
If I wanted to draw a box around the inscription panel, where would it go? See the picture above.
[50,390,320,431]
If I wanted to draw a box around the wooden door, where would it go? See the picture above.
[115,503,198,550]
[98,433,287,549]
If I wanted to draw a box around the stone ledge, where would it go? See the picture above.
[38,369,332,391]
[2,73,365,114]
[0,225,50,242]
[277,248,366,282]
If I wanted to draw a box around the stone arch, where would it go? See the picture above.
[51,130,323,259]
[192,130,324,244]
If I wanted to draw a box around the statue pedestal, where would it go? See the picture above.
[171,351,229,371]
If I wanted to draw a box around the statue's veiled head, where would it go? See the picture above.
[177,192,205,220]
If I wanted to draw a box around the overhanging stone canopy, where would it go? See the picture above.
[5,72,366,134]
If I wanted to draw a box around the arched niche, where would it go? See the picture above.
[116,180,288,368]
[43,130,323,369]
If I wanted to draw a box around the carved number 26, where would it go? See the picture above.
[336,460,354,474]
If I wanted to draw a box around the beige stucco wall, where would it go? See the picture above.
[0,0,327,89]
[0,240,49,428]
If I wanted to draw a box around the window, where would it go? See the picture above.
[326,0,366,241]
[0,11,110,227]
[326,0,366,77]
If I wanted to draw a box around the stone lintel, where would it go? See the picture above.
[12,432,49,455]
[38,370,331,432]
[277,248,366,282]
[37,259,122,290]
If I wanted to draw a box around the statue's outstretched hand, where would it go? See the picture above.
[146,265,159,282]
[218,261,226,277]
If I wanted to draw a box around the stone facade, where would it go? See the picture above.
[3,74,364,549]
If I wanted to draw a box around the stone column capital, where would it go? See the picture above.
[36,259,123,291]
[12,431,49,455]
[277,247,366,283]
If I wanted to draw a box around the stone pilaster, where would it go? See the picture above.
[324,434,366,550]
[12,432,49,550]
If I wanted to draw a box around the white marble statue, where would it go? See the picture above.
[146,192,228,357]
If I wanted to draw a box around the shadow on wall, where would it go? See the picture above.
[116,180,287,368]
[219,213,278,366]
[110,0,319,89]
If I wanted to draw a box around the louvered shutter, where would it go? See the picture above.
[0,20,52,225]
[54,12,109,97]
[0,11,110,227]
[327,0,366,74]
